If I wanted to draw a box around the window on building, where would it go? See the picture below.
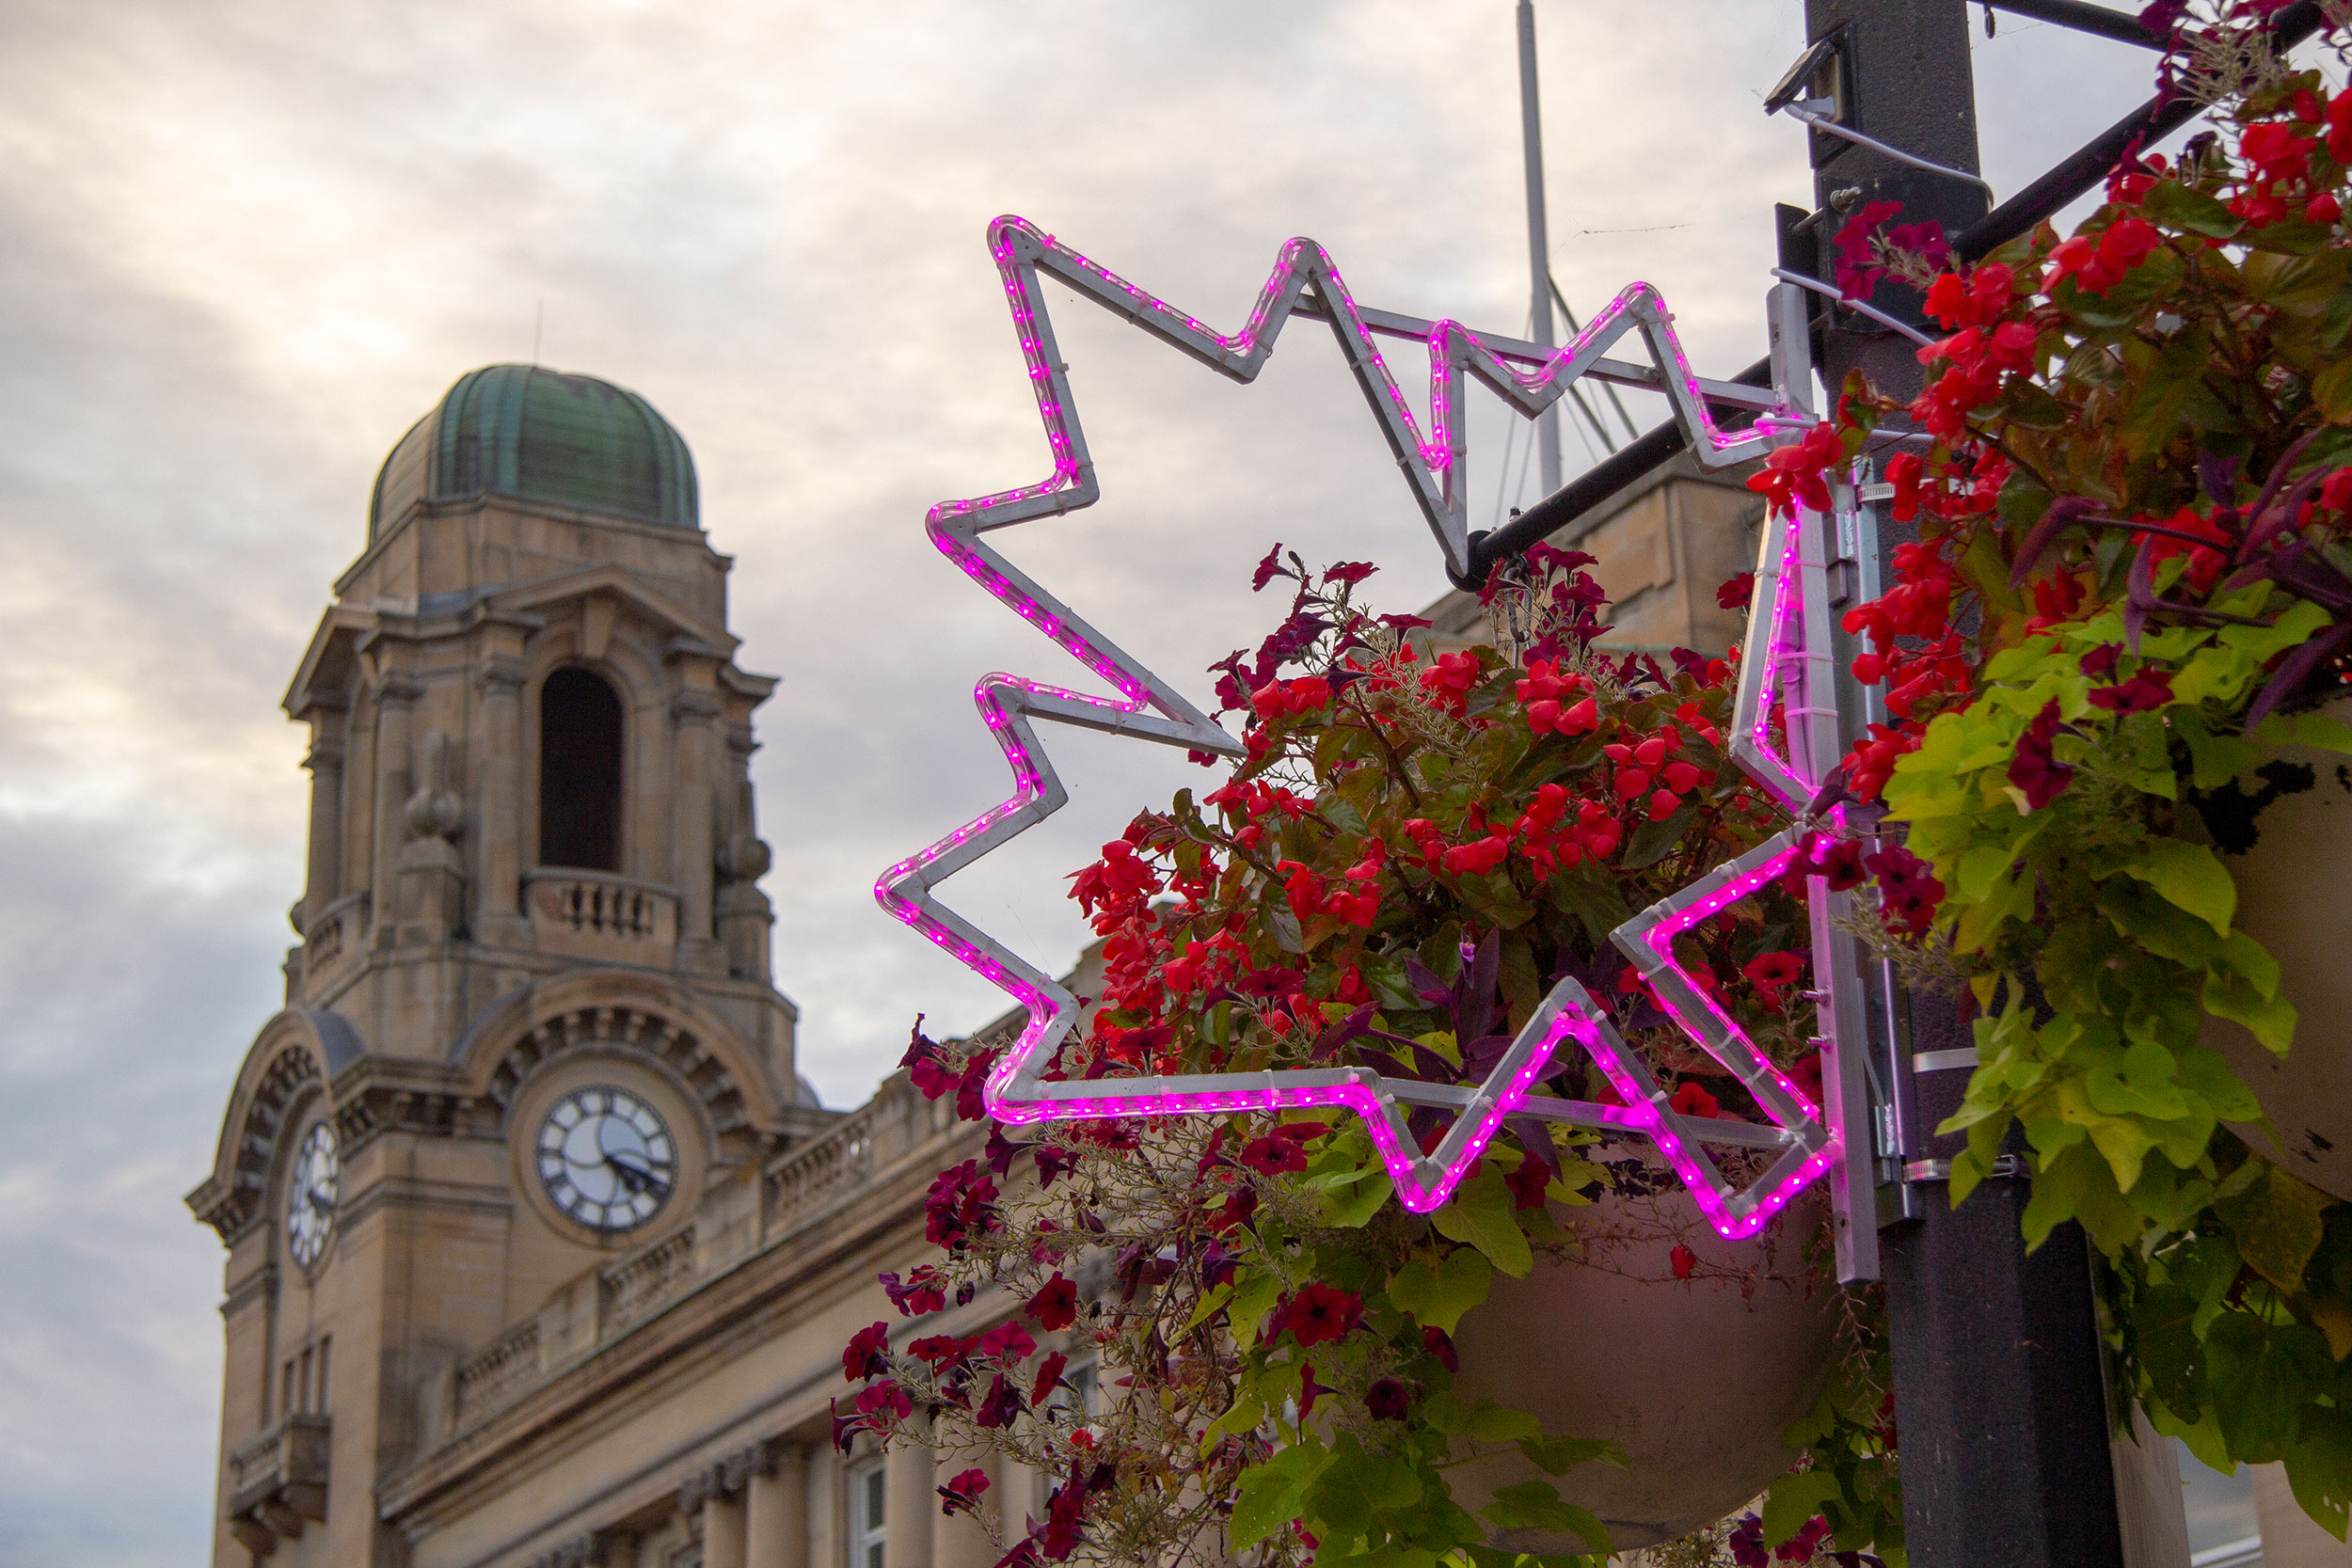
[539,667,624,871]
[298,1347,314,1412]
[281,1359,295,1420]
[314,1337,330,1411]
[848,1462,886,1568]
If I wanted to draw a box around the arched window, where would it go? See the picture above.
[539,668,623,871]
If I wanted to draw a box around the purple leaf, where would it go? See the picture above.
[2248,621,2352,727]
[2009,497,2101,592]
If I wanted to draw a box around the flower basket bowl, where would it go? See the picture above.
[1447,1166,1835,1552]
[2202,698,2352,1200]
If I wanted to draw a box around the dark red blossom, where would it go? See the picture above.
[2008,699,2075,812]
[854,1381,913,1423]
[1297,1361,1335,1418]
[1422,1324,1460,1372]
[1669,1082,1723,1119]
[1717,571,1756,610]
[881,1266,947,1318]
[1505,1147,1552,1211]
[977,1373,1025,1429]
[910,1334,975,1370]
[1366,1378,1413,1419]
[1025,1273,1080,1331]
[979,1322,1037,1362]
[1238,1133,1310,1176]
[925,1161,1001,1253]
[1031,1351,1069,1405]
[1671,1243,1699,1281]
[844,1322,891,1382]
[938,1468,993,1516]
[1281,1283,1363,1347]
[2079,642,2123,681]
[2088,668,2174,714]
[1866,844,1947,938]
[1741,950,1807,1010]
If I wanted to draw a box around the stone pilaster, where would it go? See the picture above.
[369,674,423,945]
[300,722,346,931]
[746,1442,805,1568]
[670,688,724,971]
[882,1429,934,1568]
[474,657,529,946]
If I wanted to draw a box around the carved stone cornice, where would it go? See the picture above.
[376,673,427,706]
[677,1436,783,1513]
[328,1055,475,1153]
[478,656,530,699]
[524,1529,608,1568]
[302,738,346,774]
[668,689,724,725]
[221,1262,278,1318]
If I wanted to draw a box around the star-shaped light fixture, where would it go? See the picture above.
[879,215,1849,1227]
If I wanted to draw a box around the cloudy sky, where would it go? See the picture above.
[0,3,2182,1561]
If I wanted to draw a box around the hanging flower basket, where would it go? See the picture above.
[839,550,1885,1568]
[1448,1169,1834,1553]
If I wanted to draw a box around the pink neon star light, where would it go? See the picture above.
[879,216,1836,1230]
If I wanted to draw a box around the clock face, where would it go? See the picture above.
[287,1120,340,1269]
[535,1085,676,1232]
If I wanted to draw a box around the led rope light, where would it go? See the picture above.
[881,215,1844,1230]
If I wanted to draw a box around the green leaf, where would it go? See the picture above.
[1517,1434,1629,1476]
[2228,1164,2332,1294]
[1229,1268,1284,1342]
[2285,1406,2352,1542]
[1460,1402,1544,1443]
[1481,1481,1612,1555]
[1231,1444,1331,1548]
[1430,1169,1534,1277]
[2144,180,2241,238]
[1761,1469,1843,1547]
[2122,840,2237,937]
[1620,803,1697,871]
[1386,1243,1494,1333]
[2208,1311,2330,1458]
[1321,1163,1395,1229]
[1182,1281,1235,1334]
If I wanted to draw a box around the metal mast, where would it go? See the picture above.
[1516,0,1563,495]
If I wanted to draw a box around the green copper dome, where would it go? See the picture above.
[368,365,699,538]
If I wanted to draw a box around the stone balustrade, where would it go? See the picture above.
[301,891,370,985]
[225,1412,331,1558]
[524,870,679,962]
[445,1073,960,1431]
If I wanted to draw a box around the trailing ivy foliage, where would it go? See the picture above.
[1761,8,2352,1537]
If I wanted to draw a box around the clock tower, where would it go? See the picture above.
[186,367,828,1566]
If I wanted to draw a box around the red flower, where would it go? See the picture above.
[1025,1273,1080,1331]
[980,1322,1038,1362]
[1366,1379,1412,1419]
[910,1334,975,1370]
[1296,1361,1334,1418]
[1887,450,1925,522]
[1748,421,1843,519]
[1505,1147,1552,1211]
[854,1380,913,1422]
[1422,1324,1460,1371]
[1671,1243,1698,1280]
[1031,1351,1069,1405]
[1281,1283,1364,1347]
[2008,699,2074,812]
[1647,788,1682,822]
[1669,1081,1722,1119]
[976,1372,1025,1429]
[882,1267,948,1318]
[938,1468,993,1517]
[1238,1133,1310,1176]
[1717,571,1756,610]
[1741,950,1807,1009]
[845,1322,892,1382]
[2087,669,2173,715]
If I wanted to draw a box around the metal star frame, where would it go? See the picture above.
[879,216,1858,1236]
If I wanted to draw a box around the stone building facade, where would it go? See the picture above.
[185,366,1070,1568]
[1422,452,1764,659]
